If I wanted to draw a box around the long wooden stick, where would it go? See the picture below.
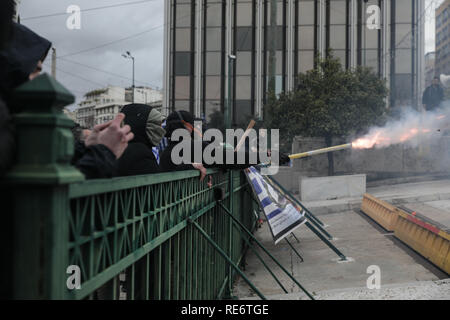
[235,119,256,152]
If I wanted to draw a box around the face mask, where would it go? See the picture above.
[146,109,166,146]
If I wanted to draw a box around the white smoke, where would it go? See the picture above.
[352,100,450,149]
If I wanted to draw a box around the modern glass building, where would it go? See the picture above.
[163,0,425,124]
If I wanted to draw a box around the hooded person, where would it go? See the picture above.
[159,110,289,174]
[0,21,49,177]
[117,104,166,176]
[0,23,51,110]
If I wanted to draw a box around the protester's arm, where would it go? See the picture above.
[72,141,117,179]
[73,113,134,179]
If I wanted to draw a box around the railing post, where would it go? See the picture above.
[6,73,84,299]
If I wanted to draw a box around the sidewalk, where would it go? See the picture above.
[234,179,450,300]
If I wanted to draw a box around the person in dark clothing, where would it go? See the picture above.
[422,77,444,111]
[160,111,290,178]
[73,113,134,179]
[0,23,134,180]
[117,104,166,176]
[0,23,52,110]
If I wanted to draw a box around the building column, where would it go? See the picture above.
[286,0,295,92]
[416,0,425,109]
[162,0,171,116]
[318,0,326,57]
[255,0,263,119]
[194,0,204,118]
[350,0,358,68]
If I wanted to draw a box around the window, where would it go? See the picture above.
[236,27,253,51]
[174,52,191,76]
[205,52,222,76]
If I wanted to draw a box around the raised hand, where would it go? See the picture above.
[85,113,134,159]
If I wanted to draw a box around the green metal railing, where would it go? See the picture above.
[3,74,257,300]
[66,169,256,300]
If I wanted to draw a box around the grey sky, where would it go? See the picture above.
[18,0,442,110]
[19,0,164,109]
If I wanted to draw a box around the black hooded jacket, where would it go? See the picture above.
[0,23,50,177]
[0,23,51,109]
[116,104,161,176]
[159,111,287,172]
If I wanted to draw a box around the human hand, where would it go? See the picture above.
[192,163,207,182]
[85,113,134,159]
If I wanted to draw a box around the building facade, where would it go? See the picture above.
[424,51,435,87]
[436,0,450,78]
[76,86,163,127]
[163,0,425,124]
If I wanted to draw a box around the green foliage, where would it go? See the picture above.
[265,52,389,150]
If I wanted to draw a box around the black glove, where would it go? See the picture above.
[279,152,291,165]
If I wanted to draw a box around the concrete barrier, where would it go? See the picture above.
[360,193,398,231]
[300,174,366,201]
[394,208,450,275]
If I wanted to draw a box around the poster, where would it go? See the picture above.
[245,166,307,244]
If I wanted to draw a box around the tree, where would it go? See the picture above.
[265,52,388,175]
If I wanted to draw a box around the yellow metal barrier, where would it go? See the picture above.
[360,193,398,231]
[394,208,450,275]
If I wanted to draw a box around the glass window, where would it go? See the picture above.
[395,24,413,49]
[393,74,412,102]
[298,51,314,73]
[395,0,412,24]
[298,26,315,50]
[395,49,412,73]
[236,51,252,75]
[205,101,221,121]
[363,49,379,71]
[364,29,379,49]
[236,76,252,100]
[176,4,192,28]
[235,100,252,125]
[206,3,222,27]
[298,1,315,25]
[206,28,222,51]
[236,2,253,27]
[333,50,347,67]
[175,76,190,100]
[174,52,191,76]
[205,52,222,75]
[329,0,346,25]
[174,100,190,112]
[329,25,346,50]
[236,27,253,51]
[205,76,221,100]
[175,28,191,51]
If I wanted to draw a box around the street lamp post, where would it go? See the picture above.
[122,51,135,103]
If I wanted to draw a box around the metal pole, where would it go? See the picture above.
[234,221,289,293]
[51,48,56,79]
[188,218,267,300]
[132,56,135,103]
[226,55,235,129]
[218,202,315,300]
[285,238,304,262]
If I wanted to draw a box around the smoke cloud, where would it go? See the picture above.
[352,99,450,150]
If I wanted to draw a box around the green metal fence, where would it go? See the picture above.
[3,74,257,300]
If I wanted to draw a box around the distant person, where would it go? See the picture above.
[422,76,444,111]
[117,104,166,176]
